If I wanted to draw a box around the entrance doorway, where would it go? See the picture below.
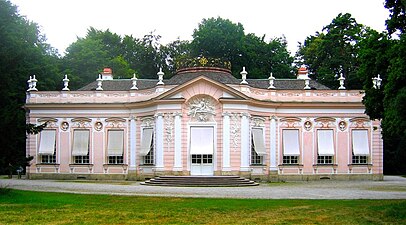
[190,126,214,175]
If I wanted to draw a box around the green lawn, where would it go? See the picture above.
[0,190,405,224]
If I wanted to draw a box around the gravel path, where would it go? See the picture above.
[1,176,406,199]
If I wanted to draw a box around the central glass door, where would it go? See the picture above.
[191,154,213,175]
[190,127,214,175]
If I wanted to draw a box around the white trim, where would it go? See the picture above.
[270,117,277,170]
[240,114,250,170]
[155,114,164,169]
[222,114,231,170]
[129,118,136,169]
[174,114,182,169]
[157,104,182,110]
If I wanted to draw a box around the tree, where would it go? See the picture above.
[385,0,406,34]
[297,13,366,89]
[359,0,406,174]
[358,30,391,120]
[159,38,191,75]
[0,0,60,174]
[191,17,295,78]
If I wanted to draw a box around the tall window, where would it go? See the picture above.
[282,129,300,164]
[72,130,90,164]
[140,128,154,165]
[251,128,266,165]
[107,130,124,164]
[317,129,335,164]
[38,130,56,164]
[352,130,369,164]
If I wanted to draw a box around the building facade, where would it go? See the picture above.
[25,66,383,181]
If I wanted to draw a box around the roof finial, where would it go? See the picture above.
[62,75,70,91]
[27,76,33,92]
[31,75,38,91]
[268,73,275,89]
[338,72,346,90]
[240,67,248,85]
[157,68,164,85]
[131,73,138,90]
[372,74,382,89]
[96,74,103,91]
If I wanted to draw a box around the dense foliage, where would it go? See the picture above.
[191,17,295,78]
[0,0,61,175]
[297,13,368,89]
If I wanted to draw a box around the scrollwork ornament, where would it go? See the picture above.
[339,120,347,131]
[304,120,312,131]
[61,121,69,131]
[94,121,103,131]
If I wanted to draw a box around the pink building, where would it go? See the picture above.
[25,65,383,181]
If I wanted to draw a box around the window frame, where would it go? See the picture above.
[251,138,264,165]
[316,129,335,165]
[38,129,57,164]
[71,129,91,164]
[282,129,301,165]
[141,128,155,165]
[351,129,370,165]
[106,129,124,165]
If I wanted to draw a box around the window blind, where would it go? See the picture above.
[72,130,89,156]
[38,130,56,155]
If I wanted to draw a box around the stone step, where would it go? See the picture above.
[141,176,259,187]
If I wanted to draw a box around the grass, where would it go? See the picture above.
[0,190,405,225]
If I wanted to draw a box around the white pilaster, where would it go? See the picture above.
[173,112,182,170]
[270,116,277,171]
[129,116,137,170]
[222,112,231,170]
[155,113,164,169]
[240,113,250,171]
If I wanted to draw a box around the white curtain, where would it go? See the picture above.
[72,130,90,156]
[190,127,214,154]
[352,130,370,156]
[252,128,267,155]
[283,129,300,156]
[139,128,153,156]
[38,130,56,155]
[317,130,335,156]
[107,130,124,156]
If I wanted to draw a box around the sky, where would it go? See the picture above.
[10,0,389,55]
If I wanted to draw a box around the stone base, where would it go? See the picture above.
[27,172,384,181]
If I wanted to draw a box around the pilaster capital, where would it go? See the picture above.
[270,115,277,121]
[240,112,250,118]
[154,112,164,118]
[173,112,182,118]
[222,112,231,117]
